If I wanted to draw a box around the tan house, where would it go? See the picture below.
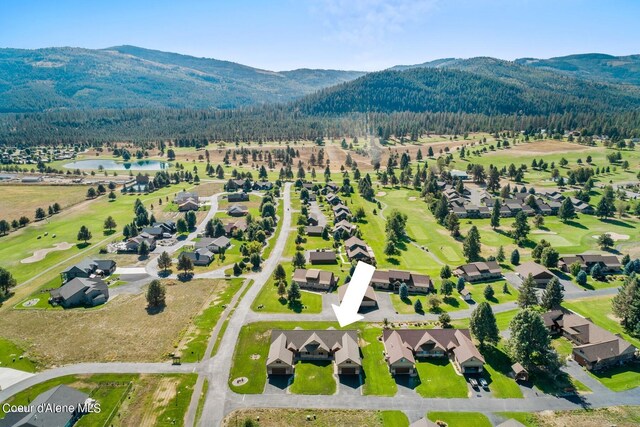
[292,269,337,291]
[558,254,621,274]
[266,330,361,375]
[382,329,485,375]
[338,283,378,310]
[454,261,502,283]
[543,310,637,370]
[178,199,199,211]
[516,262,555,287]
[370,270,433,294]
[344,236,376,263]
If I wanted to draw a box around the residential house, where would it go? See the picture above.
[267,330,361,375]
[309,250,337,265]
[338,283,378,310]
[195,236,231,253]
[460,288,473,301]
[511,362,529,382]
[305,225,324,236]
[344,236,376,263]
[382,329,485,375]
[253,181,273,191]
[0,385,91,427]
[50,277,109,308]
[153,220,177,234]
[453,261,502,283]
[125,235,157,253]
[370,270,433,294]
[225,178,248,192]
[227,204,249,216]
[543,310,637,370]
[178,199,199,211]
[227,193,249,202]
[308,213,319,226]
[182,248,214,266]
[326,193,342,206]
[293,269,337,291]
[558,254,621,274]
[61,258,116,283]
[174,191,199,204]
[515,262,555,287]
[333,220,356,235]
[141,226,165,239]
[570,198,594,214]
[332,204,351,222]
[224,219,247,236]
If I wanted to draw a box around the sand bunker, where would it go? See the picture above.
[21,242,73,263]
[531,230,557,235]
[376,191,387,197]
[408,196,417,201]
[593,232,629,241]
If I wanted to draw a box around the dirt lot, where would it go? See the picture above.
[0,279,230,367]
[535,406,640,427]
[0,184,88,221]
[119,376,179,427]
[509,139,597,154]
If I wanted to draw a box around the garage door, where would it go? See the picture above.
[395,367,411,374]
[270,368,287,375]
[341,368,357,375]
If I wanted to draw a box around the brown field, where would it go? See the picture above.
[0,279,231,367]
[223,409,390,427]
[0,184,88,222]
[509,139,597,154]
[119,376,179,427]
[535,406,640,427]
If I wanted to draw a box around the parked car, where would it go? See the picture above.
[478,377,489,390]
[469,378,479,389]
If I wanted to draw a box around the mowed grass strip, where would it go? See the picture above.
[427,411,492,427]
[222,409,405,427]
[360,327,397,396]
[289,361,336,395]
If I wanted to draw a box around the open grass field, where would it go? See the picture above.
[0,184,89,223]
[0,182,192,286]
[222,409,409,427]
[0,337,38,372]
[360,327,397,396]
[532,406,640,427]
[177,278,244,363]
[427,411,492,427]
[289,361,336,395]
[0,278,233,367]
[495,412,540,427]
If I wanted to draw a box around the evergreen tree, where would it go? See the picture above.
[292,251,306,269]
[612,276,640,336]
[496,246,505,262]
[463,226,481,261]
[510,248,520,265]
[146,280,166,308]
[511,211,530,244]
[440,265,452,279]
[490,199,501,229]
[287,281,301,303]
[104,216,117,231]
[470,302,500,347]
[399,282,409,300]
[518,273,538,308]
[576,270,588,287]
[558,198,575,222]
[157,251,172,272]
[274,264,287,282]
[508,309,560,373]
[0,267,17,298]
[483,284,495,300]
[414,299,423,313]
[177,254,194,275]
[77,225,92,243]
[541,277,564,310]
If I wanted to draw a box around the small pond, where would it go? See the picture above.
[64,159,169,171]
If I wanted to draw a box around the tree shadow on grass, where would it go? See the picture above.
[177,272,194,282]
[158,269,173,278]
[566,220,588,230]
[386,257,401,266]
[76,242,90,250]
[103,229,116,236]
[601,218,635,229]
[288,300,305,313]
[146,305,166,315]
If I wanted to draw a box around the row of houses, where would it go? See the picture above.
[225,178,273,192]
[266,328,485,377]
[515,253,622,288]
[543,310,637,371]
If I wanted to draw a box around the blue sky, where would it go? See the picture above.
[1,0,639,71]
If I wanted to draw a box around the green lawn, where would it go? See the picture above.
[153,374,198,425]
[391,293,469,314]
[479,345,523,398]
[588,363,640,392]
[414,358,468,398]
[0,336,38,372]
[427,412,492,427]
[289,361,337,395]
[380,411,409,427]
[179,278,244,362]
[361,327,397,396]
[462,280,519,306]
[495,412,540,427]
[251,263,323,314]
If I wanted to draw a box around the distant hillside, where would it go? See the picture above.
[295,63,640,115]
[0,46,365,113]
[515,53,640,86]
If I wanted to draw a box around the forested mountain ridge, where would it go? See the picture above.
[392,53,640,86]
[295,64,640,116]
[0,46,365,113]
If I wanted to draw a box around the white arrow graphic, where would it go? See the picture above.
[332,261,376,327]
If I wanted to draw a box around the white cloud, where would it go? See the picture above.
[312,0,439,46]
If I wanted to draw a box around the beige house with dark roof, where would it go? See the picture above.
[558,254,621,274]
[338,282,378,310]
[543,310,637,370]
[515,261,555,287]
[344,236,376,263]
[382,329,485,375]
[292,268,337,291]
[370,270,433,294]
[266,330,361,375]
[453,261,502,282]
